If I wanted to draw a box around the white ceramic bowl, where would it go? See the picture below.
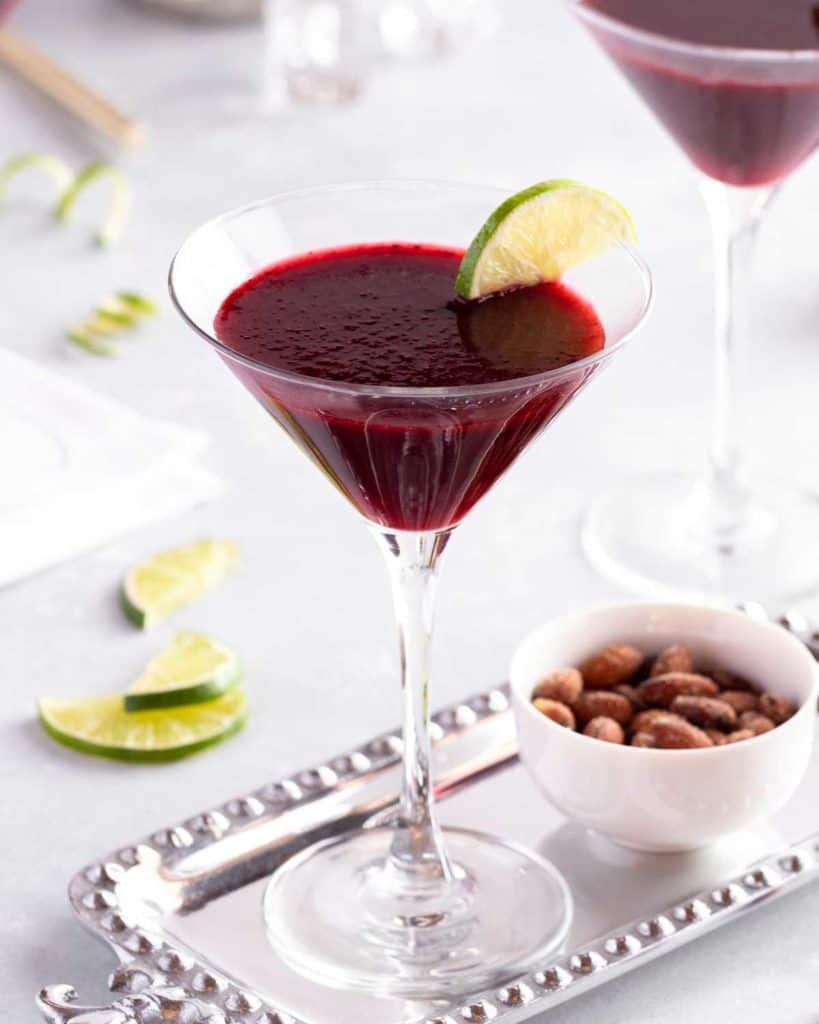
[511,602,818,852]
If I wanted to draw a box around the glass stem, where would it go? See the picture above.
[372,528,454,884]
[698,178,775,545]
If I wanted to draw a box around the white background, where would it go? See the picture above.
[2,0,819,1019]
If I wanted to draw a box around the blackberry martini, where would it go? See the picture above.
[583,0,819,184]
[215,243,605,531]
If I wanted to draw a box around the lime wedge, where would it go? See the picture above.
[38,689,247,762]
[121,539,239,629]
[455,180,636,300]
[55,161,132,246]
[125,631,241,712]
[0,153,73,205]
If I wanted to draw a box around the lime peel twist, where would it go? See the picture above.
[0,152,132,245]
[0,153,73,205]
[54,160,133,246]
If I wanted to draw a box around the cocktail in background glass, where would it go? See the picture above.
[169,181,652,996]
[571,0,819,602]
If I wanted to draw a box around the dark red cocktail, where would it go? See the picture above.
[215,243,604,531]
[571,3,819,601]
[583,0,819,184]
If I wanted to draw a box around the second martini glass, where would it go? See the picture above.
[169,181,651,996]
[572,0,819,603]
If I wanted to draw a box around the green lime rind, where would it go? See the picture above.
[38,689,247,763]
[124,631,242,712]
[55,161,132,246]
[454,179,637,300]
[67,326,117,357]
[455,182,567,299]
[0,153,73,205]
[121,539,240,630]
[120,587,148,628]
[124,674,241,712]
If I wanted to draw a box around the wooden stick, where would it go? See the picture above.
[0,30,147,149]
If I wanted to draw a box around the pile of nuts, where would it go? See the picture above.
[530,642,796,748]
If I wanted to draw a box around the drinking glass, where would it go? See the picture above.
[262,0,376,105]
[378,0,500,60]
[169,181,652,996]
[571,1,819,603]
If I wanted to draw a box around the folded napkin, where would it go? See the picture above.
[0,348,222,587]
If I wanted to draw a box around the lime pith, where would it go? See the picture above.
[38,689,247,763]
[125,631,241,711]
[455,180,636,300]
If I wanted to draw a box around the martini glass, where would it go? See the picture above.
[169,181,652,997]
[571,0,819,603]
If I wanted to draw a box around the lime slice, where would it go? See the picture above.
[96,294,157,327]
[125,631,241,711]
[55,161,132,246]
[117,292,158,317]
[67,292,157,357]
[95,302,139,329]
[121,539,239,629]
[0,153,73,205]
[38,689,247,762]
[67,325,117,357]
[455,180,636,300]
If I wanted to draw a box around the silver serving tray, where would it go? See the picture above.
[37,611,819,1024]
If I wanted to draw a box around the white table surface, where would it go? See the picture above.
[2,1,819,1020]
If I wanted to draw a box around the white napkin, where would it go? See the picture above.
[0,348,223,587]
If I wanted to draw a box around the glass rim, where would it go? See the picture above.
[568,0,819,65]
[168,178,653,400]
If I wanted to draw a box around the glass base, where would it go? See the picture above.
[583,470,819,605]
[263,825,572,997]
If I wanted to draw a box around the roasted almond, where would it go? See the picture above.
[631,708,679,734]
[614,683,643,709]
[670,695,737,731]
[532,697,576,730]
[579,644,643,689]
[532,668,583,705]
[726,729,755,744]
[631,731,656,748]
[757,693,794,725]
[648,716,714,749]
[636,672,719,708]
[711,668,758,693]
[572,690,633,727]
[719,690,758,715]
[650,644,692,677]
[738,711,775,735]
[706,728,727,746]
[583,716,624,744]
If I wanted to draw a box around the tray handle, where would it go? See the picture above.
[37,983,225,1024]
